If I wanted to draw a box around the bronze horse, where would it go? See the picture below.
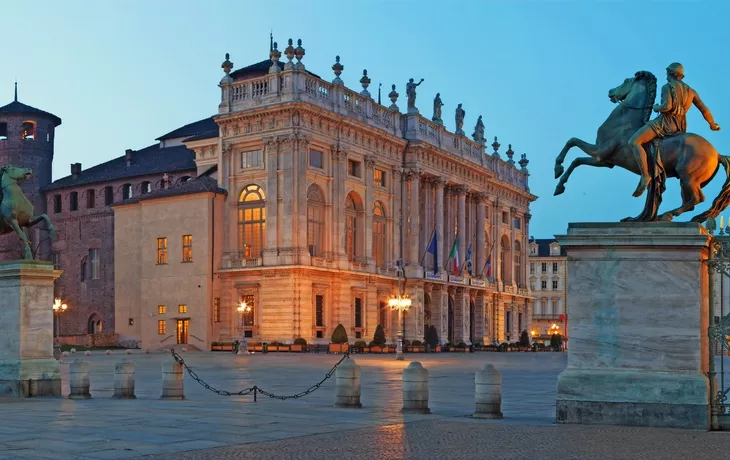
[553,71,728,222]
[0,165,56,260]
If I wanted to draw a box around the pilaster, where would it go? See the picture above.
[364,155,375,266]
[433,178,445,276]
[405,170,422,278]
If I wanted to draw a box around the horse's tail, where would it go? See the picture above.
[692,154,730,223]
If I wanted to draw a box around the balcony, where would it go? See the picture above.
[221,251,262,269]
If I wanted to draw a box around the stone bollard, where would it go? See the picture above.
[70,348,77,354]
[126,349,132,355]
[161,361,184,400]
[334,359,362,408]
[62,351,69,357]
[106,350,112,355]
[84,350,91,356]
[113,359,136,399]
[68,360,91,400]
[401,361,430,414]
[473,364,503,419]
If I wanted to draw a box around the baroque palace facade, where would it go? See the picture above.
[114,41,537,350]
[528,238,568,345]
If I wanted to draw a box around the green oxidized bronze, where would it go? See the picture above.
[0,165,56,259]
[554,64,724,222]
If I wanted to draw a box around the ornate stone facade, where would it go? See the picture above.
[115,42,537,349]
[528,237,568,344]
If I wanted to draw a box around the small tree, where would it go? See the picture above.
[373,324,386,346]
[426,325,440,348]
[519,330,530,347]
[331,323,348,344]
[550,333,564,351]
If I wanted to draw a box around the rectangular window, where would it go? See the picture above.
[530,280,536,291]
[70,191,78,211]
[178,304,187,314]
[158,320,167,335]
[0,122,7,140]
[157,238,168,264]
[88,249,100,280]
[348,160,361,178]
[315,295,324,327]
[354,297,363,328]
[158,305,166,315]
[502,211,508,224]
[552,262,558,273]
[52,253,61,270]
[553,280,559,290]
[541,280,547,290]
[86,189,95,208]
[309,149,323,169]
[182,235,193,262]
[53,194,62,214]
[105,186,114,206]
[513,217,521,229]
[374,168,386,187]
[541,263,547,274]
[241,150,263,169]
[123,184,132,200]
[529,262,535,274]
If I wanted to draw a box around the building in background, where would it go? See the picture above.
[528,237,567,345]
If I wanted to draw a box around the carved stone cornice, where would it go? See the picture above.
[453,185,469,196]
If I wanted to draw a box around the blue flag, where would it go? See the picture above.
[426,231,438,275]
[465,244,473,276]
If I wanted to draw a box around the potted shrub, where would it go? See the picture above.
[426,325,440,353]
[442,341,452,352]
[291,338,307,352]
[409,340,424,353]
[370,324,386,353]
[455,342,467,352]
[353,340,367,353]
[329,323,349,353]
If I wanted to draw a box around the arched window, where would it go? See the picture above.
[141,181,152,195]
[500,235,511,283]
[514,240,522,286]
[87,313,103,334]
[21,121,35,140]
[307,185,325,257]
[372,201,386,266]
[238,185,266,257]
[345,192,363,261]
[122,183,133,200]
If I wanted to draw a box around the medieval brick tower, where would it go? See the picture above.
[0,84,62,260]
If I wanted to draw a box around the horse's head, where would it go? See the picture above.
[607,71,657,123]
[0,166,32,182]
[608,77,635,103]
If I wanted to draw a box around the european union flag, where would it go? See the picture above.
[426,231,438,275]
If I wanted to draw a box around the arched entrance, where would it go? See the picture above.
[87,313,103,334]
[447,296,454,343]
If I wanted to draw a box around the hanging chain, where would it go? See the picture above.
[170,349,349,399]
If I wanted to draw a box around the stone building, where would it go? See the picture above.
[528,237,568,344]
[113,40,537,350]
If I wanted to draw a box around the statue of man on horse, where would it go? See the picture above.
[0,165,56,260]
[629,62,721,198]
[554,63,726,223]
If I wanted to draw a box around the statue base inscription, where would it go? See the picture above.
[555,222,710,430]
[0,261,62,397]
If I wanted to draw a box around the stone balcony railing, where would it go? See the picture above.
[221,251,263,269]
[218,65,530,192]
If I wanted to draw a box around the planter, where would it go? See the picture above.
[290,344,303,352]
[408,346,425,353]
[433,345,442,352]
[252,344,263,352]
[370,346,384,353]
[328,343,349,354]
[454,347,467,353]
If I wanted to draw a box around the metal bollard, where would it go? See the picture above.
[113,359,136,399]
[68,359,91,400]
[401,361,430,414]
[473,364,503,419]
[160,361,184,400]
[334,359,362,408]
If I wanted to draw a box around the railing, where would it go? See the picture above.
[222,251,263,269]
[532,314,563,320]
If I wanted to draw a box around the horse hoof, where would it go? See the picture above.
[658,214,674,222]
[554,185,565,196]
[554,165,564,179]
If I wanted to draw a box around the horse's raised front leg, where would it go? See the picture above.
[555,137,601,179]
[27,214,57,240]
[554,157,611,196]
[6,217,32,260]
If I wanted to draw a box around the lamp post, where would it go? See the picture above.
[52,297,68,360]
[388,293,411,360]
[237,301,251,355]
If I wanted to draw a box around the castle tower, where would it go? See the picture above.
[0,85,62,260]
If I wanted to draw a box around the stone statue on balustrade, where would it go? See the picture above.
[0,165,56,260]
[472,115,485,144]
[455,103,465,135]
[432,93,444,125]
[406,78,424,114]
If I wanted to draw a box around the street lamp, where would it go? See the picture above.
[237,301,251,355]
[52,297,68,360]
[388,293,411,360]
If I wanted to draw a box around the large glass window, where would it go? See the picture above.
[307,185,325,257]
[372,201,386,266]
[238,185,266,257]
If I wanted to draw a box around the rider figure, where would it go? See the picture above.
[629,62,721,197]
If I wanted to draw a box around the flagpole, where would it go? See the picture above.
[459,242,471,277]
[444,232,458,271]
[420,228,436,266]
[479,242,495,279]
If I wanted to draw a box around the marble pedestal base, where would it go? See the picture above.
[555,223,711,430]
[0,261,62,397]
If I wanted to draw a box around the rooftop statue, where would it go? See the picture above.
[554,64,725,223]
[405,78,424,113]
[0,165,56,260]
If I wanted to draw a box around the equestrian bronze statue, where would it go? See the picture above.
[554,64,725,222]
[0,165,56,260]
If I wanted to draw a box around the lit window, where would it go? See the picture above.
[182,235,193,262]
[309,149,323,169]
[88,249,100,280]
[241,150,263,169]
[158,305,166,314]
[178,304,187,314]
[157,238,168,264]
[372,201,386,266]
[238,185,266,257]
[158,320,167,335]
[374,168,386,187]
[21,121,35,140]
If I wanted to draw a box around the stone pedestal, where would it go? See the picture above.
[555,223,711,430]
[0,261,62,397]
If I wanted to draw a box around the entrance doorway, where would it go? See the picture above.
[176,319,189,344]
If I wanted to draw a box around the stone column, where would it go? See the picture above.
[456,187,467,271]
[434,178,445,275]
[476,195,486,277]
[422,177,432,258]
[444,187,453,266]
[295,134,311,263]
[391,167,402,267]
[400,170,408,266]
[364,155,375,266]
[406,170,421,276]
[331,147,347,262]
[454,287,468,344]
[0,261,61,397]
[432,286,448,345]
[279,135,295,251]
[262,137,279,265]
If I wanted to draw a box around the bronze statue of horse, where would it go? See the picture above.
[553,71,728,222]
[0,165,56,260]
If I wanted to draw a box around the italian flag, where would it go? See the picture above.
[448,238,460,275]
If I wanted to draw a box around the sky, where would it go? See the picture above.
[3,0,729,238]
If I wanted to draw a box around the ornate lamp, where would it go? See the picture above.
[389,293,411,360]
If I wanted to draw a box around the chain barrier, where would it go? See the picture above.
[170,349,350,400]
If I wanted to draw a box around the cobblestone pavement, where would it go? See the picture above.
[134,419,730,460]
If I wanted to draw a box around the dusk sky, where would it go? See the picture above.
[3,0,728,238]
